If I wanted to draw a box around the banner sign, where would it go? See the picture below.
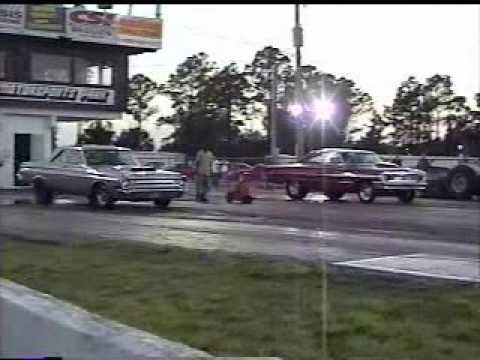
[116,16,162,48]
[26,4,65,33]
[0,5,162,49]
[66,8,117,44]
[0,81,115,106]
[0,4,25,31]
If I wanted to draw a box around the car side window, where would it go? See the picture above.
[51,150,65,165]
[304,151,330,164]
[64,150,83,166]
[324,152,343,164]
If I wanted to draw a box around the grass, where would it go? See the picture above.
[2,239,480,360]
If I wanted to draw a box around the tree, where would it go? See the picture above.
[77,121,114,145]
[385,74,472,154]
[384,76,425,152]
[201,62,259,142]
[126,74,159,150]
[114,128,154,151]
[247,46,292,136]
[351,111,391,153]
[158,53,257,156]
[127,74,159,131]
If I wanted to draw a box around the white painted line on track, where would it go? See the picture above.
[335,253,480,283]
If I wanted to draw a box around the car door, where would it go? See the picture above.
[301,151,332,192]
[320,151,346,193]
[62,149,90,195]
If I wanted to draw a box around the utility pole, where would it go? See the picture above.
[293,4,304,160]
[270,64,279,163]
[128,4,133,16]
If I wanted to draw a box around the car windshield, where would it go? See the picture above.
[343,152,381,164]
[302,151,331,163]
[84,150,139,166]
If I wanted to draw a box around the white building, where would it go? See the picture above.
[0,4,162,187]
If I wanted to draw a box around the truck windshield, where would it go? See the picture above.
[84,150,139,166]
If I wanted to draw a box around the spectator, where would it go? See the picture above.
[417,152,431,170]
[193,146,215,203]
[392,155,402,167]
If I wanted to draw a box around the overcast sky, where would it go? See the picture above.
[58,4,480,147]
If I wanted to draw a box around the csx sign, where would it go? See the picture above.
[67,8,117,41]
[69,9,116,26]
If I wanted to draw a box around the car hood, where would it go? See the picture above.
[90,165,183,180]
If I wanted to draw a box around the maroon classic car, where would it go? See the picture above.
[249,148,427,204]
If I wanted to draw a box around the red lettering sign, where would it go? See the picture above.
[69,10,115,26]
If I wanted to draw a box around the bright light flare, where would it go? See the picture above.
[313,98,335,121]
[288,103,303,117]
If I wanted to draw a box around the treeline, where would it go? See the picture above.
[78,46,480,157]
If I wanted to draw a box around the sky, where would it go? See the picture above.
[58,4,480,147]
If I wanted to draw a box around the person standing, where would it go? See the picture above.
[194,146,215,203]
[417,152,431,170]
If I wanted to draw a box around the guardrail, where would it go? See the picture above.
[381,155,480,169]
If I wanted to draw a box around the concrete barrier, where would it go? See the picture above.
[0,279,284,360]
[0,279,213,360]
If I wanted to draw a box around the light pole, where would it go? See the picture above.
[270,63,279,163]
[293,4,304,160]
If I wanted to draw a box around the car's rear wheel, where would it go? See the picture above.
[154,199,171,209]
[448,169,474,200]
[286,181,309,200]
[33,181,54,205]
[397,190,415,204]
[226,192,234,203]
[325,192,344,201]
[357,181,376,204]
[89,183,115,210]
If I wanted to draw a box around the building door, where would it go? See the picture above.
[14,134,31,185]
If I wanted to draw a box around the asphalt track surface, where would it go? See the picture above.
[1,191,479,276]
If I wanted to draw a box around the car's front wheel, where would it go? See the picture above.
[154,198,171,209]
[89,183,115,210]
[397,190,415,204]
[357,181,376,204]
[286,181,309,200]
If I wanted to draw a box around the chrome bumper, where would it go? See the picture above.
[115,178,185,200]
[115,189,184,201]
[373,181,427,191]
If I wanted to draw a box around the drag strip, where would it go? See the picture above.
[1,202,479,270]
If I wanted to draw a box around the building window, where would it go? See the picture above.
[74,57,113,87]
[0,51,5,79]
[31,53,71,83]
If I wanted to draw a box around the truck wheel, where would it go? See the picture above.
[89,183,115,210]
[357,181,376,204]
[154,199,171,209]
[397,190,415,204]
[34,181,54,205]
[325,192,344,201]
[286,181,308,200]
[448,169,474,200]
